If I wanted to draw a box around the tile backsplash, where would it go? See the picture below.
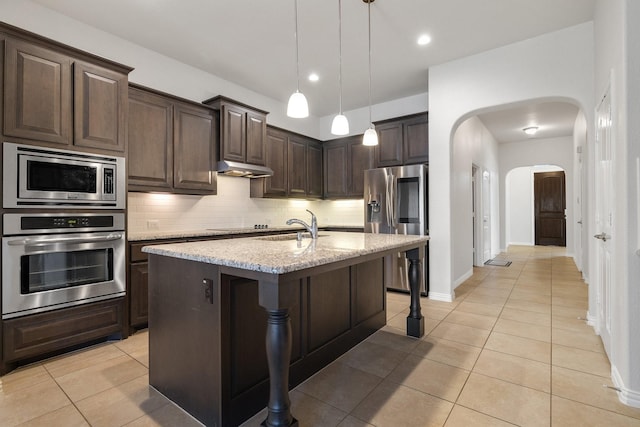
[127,175,364,233]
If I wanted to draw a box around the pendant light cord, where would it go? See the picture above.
[367,0,373,126]
[294,0,301,92]
[338,0,343,114]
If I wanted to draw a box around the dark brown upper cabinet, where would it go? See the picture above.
[203,96,268,166]
[128,85,217,195]
[3,33,130,153]
[374,112,429,167]
[251,126,322,199]
[323,135,373,199]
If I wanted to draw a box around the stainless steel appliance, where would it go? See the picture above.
[3,142,125,209]
[2,213,126,319]
[364,164,428,295]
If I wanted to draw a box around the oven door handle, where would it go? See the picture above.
[6,233,124,247]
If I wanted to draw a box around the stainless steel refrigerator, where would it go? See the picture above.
[364,164,428,295]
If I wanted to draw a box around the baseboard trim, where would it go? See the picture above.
[453,269,473,289]
[611,365,640,408]
[427,291,454,302]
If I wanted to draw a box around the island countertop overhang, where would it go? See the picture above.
[142,231,429,275]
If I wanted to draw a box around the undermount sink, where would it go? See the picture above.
[255,233,326,241]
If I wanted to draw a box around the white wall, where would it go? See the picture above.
[451,116,499,289]
[499,136,574,253]
[593,0,640,406]
[429,23,594,301]
[506,167,534,245]
[573,111,588,274]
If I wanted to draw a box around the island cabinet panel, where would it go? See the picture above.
[307,268,351,351]
[355,258,385,323]
[127,84,217,194]
[3,32,130,153]
[148,257,222,427]
[148,253,385,427]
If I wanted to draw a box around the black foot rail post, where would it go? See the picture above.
[406,247,425,338]
[259,279,299,427]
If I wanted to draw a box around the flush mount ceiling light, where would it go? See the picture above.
[417,34,432,46]
[308,72,319,82]
[523,126,539,135]
[287,0,309,118]
[331,0,349,136]
[362,0,378,146]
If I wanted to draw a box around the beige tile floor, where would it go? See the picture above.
[3,246,640,426]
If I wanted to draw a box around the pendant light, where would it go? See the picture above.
[331,0,349,135]
[287,0,309,118]
[362,0,378,146]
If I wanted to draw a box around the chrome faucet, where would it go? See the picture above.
[286,209,318,239]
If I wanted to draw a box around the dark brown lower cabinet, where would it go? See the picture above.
[149,256,385,427]
[2,298,124,372]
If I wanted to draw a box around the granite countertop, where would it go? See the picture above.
[143,231,429,274]
[127,225,363,242]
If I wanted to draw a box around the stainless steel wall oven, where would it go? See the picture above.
[2,213,125,319]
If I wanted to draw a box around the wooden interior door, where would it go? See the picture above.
[534,171,566,246]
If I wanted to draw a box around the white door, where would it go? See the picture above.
[482,170,492,262]
[595,86,614,355]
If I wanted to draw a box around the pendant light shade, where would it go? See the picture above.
[331,0,349,135]
[287,0,309,118]
[331,114,349,135]
[363,127,379,146]
[362,0,377,146]
[287,91,309,118]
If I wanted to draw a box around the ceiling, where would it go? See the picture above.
[32,0,594,140]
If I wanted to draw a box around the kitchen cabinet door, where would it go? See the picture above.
[287,136,307,197]
[307,140,323,198]
[374,121,403,167]
[246,111,267,166]
[173,102,217,193]
[262,127,288,196]
[4,38,73,145]
[220,103,246,163]
[73,61,127,152]
[323,142,348,198]
[403,113,429,164]
[129,263,149,327]
[127,87,174,190]
[347,137,373,197]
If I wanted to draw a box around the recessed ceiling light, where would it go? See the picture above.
[417,34,431,46]
[308,73,319,82]
[523,126,539,135]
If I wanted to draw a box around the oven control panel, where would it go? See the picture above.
[21,216,113,230]
[3,213,125,235]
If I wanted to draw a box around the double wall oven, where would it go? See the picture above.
[2,142,126,320]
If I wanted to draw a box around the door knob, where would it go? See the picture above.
[594,232,610,242]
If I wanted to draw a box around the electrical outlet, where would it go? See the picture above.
[147,220,159,229]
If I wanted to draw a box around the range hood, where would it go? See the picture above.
[217,160,274,178]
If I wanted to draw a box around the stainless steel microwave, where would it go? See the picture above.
[3,142,125,209]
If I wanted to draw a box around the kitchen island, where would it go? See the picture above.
[144,232,428,427]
